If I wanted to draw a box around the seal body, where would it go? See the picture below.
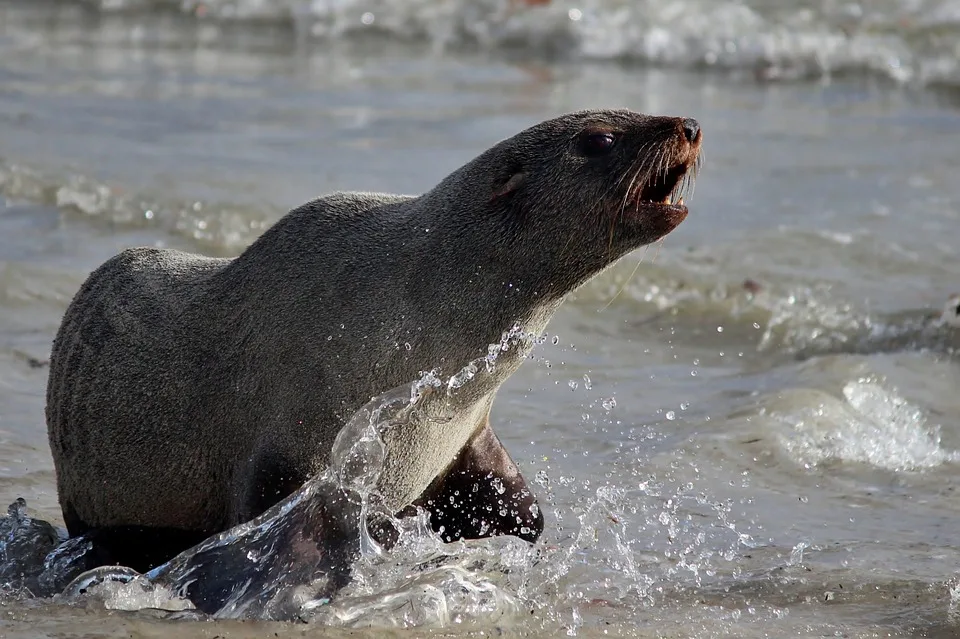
[47,109,702,573]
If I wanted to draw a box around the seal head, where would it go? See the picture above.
[422,109,701,302]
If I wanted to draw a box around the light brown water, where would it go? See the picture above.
[1,2,960,637]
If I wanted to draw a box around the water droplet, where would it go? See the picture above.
[680,402,690,410]
[404,342,412,351]
[582,374,592,390]
[360,11,374,24]
[552,336,560,345]
[789,541,808,565]
[568,380,578,390]
[665,411,676,420]
[602,397,617,411]
[717,326,724,333]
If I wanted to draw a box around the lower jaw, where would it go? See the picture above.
[617,205,689,245]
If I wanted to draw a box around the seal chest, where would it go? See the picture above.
[46,108,703,578]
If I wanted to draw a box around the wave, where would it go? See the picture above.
[573,253,960,361]
[0,159,275,256]
[37,0,960,88]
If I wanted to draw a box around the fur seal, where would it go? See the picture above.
[46,108,703,579]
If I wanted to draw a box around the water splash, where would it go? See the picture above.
[35,327,539,620]
[0,499,66,597]
[1,323,760,630]
[941,294,960,328]
[778,380,959,471]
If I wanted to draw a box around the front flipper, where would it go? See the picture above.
[410,421,544,544]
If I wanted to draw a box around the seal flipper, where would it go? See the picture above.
[410,421,544,544]
[148,483,361,619]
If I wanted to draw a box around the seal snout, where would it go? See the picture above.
[608,112,704,245]
[627,118,702,213]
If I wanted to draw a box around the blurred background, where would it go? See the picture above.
[1,1,959,637]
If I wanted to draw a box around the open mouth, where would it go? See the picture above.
[632,162,692,210]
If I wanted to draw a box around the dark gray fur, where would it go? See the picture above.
[46,109,700,568]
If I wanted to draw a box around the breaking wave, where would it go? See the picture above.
[38,0,960,88]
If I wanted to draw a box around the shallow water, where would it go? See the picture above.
[1,1,960,637]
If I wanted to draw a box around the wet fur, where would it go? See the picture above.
[46,109,700,574]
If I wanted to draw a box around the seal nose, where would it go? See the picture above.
[681,118,700,143]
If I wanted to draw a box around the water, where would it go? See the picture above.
[1,0,960,636]
[14,0,960,88]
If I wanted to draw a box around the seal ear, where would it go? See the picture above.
[490,168,527,201]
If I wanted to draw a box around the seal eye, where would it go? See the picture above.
[578,132,617,158]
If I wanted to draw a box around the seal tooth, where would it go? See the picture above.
[677,197,684,206]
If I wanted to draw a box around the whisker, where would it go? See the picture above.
[606,141,661,254]
[602,141,651,222]
[691,152,703,197]
[650,238,665,265]
[599,244,651,312]
[604,155,647,256]
[678,172,691,202]
[619,164,643,220]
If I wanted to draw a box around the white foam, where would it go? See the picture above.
[780,381,958,471]
[940,295,960,328]
[82,0,960,87]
